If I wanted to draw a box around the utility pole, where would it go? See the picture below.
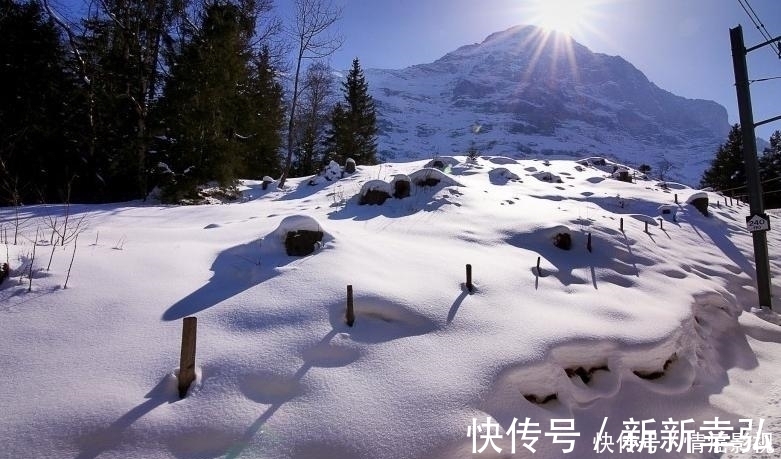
[729,25,777,309]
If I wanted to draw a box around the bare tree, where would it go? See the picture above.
[278,0,342,189]
[294,61,335,175]
[657,159,673,183]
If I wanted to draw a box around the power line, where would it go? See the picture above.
[750,76,781,83]
[710,174,781,194]
[737,0,781,58]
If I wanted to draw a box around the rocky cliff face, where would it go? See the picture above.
[364,25,729,185]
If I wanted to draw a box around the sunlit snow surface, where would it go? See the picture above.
[1,156,779,459]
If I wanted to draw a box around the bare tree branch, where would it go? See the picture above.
[278,0,342,189]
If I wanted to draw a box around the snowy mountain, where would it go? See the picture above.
[365,25,730,186]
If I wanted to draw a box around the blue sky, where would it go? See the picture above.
[281,0,781,141]
[54,0,781,140]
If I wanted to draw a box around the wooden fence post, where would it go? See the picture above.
[644,221,649,233]
[178,317,197,399]
[674,194,678,204]
[587,232,592,252]
[536,256,542,276]
[620,218,624,232]
[346,285,355,327]
[466,264,474,292]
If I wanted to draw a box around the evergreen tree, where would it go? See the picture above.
[77,0,185,202]
[700,124,746,194]
[238,46,286,180]
[326,58,378,166]
[153,1,282,201]
[760,130,781,209]
[154,1,251,200]
[0,0,80,205]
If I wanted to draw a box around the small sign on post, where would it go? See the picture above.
[746,214,771,233]
[178,317,197,399]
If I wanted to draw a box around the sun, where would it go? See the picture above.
[529,0,594,35]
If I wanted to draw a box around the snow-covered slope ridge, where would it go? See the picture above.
[1,156,780,459]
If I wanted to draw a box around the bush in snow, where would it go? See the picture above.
[345,158,356,174]
[687,192,709,216]
[324,160,342,181]
[553,232,572,250]
[359,180,392,205]
[390,174,411,198]
[613,167,632,183]
[409,168,460,188]
[285,230,324,256]
[266,215,329,257]
[424,156,459,171]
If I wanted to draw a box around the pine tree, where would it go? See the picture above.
[0,1,80,205]
[77,0,184,202]
[700,124,746,194]
[760,130,781,209]
[326,58,378,166]
[153,1,250,201]
[153,1,281,201]
[238,46,285,180]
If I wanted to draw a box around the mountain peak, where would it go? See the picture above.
[365,26,729,185]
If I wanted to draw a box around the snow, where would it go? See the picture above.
[1,156,780,459]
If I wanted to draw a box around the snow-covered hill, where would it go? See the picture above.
[365,26,730,186]
[1,156,779,458]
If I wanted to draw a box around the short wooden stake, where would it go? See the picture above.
[620,218,624,232]
[674,194,678,204]
[587,232,592,252]
[466,264,473,292]
[536,256,541,276]
[659,218,663,230]
[346,285,355,327]
[730,196,733,206]
[178,317,197,399]
[724,197,728,206]
[644,221,649,233]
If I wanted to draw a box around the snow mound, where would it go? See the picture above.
[531,171,563,183]
[425,156,460,170]
[488,167,521,184]
[408,168,462,188]
[265,215,333,251]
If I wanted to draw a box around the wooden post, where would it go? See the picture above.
[644,221,649,233]
[466,264,473,292]
[659,218,663,230]
[178,317,197,399]
[674,193,678,204]
[587,232,592,252]
[346,285,355,327]
[724,197,728,206]
[536,256,541,276]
